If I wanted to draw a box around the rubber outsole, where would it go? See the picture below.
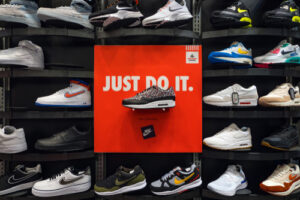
[203,141,252,151]
[261,141,288,151]
[211,16,251,29]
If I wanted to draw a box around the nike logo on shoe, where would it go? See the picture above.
[116,6,134,10]
[174,173,195,185]
[282,50,295,55]
[59,176,83,185]
[169,7,183,12]
[8,174,36,185]
[65,91,85,98]
[115,175,137,186]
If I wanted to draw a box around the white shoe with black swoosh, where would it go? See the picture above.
[0,164,42,196]
[32,167,91,197]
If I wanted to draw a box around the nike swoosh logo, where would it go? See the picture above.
[8,173,36,185]
[169,7,183,12]
[290,7,297,12]
[174,172,194,185]
[59,176,83,185]
[282,50,294,55]
[115,175,137,186]
[65,90,85,98]
[238,8,247,13]
[289,174,297,180]
[116,6,134,10]
[237,48,249,54]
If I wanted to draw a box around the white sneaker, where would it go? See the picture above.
[142,0,193,28]
[203,123,252,150]
[0,126,27,154]
[203,84,258,107]
[208,165,248,196]
[35,80,91,107]
[32,167,91,197]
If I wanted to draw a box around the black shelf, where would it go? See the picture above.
[10,111,93,119]
[97,28,199,39]
[11,69,93,78]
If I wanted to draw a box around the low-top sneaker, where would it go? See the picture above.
[0,126,27,154]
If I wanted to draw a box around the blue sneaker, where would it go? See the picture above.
[0,0,40,28]
[208,42,253,66]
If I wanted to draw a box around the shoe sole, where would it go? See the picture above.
[35,141,92,152]
[261,141,288,151]
[203,141,252,151]
[95,180,146,196]
[0,180,41,196]
[209,56,253,66]
[208,181,248,196]
[123,100,175,109]
[259,98,300,107]
[143,18,192,29]
[263,179,300,196]
[103,17,141,31]
[211,16,251,29]
[264,16,300,28]
[35,102,91,108]
[204,99,258,107]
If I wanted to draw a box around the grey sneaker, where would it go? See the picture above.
[0,0,40,28]
[122,86,176,109]
[0,40,44,70]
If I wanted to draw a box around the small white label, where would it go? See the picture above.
[186,52,199,64]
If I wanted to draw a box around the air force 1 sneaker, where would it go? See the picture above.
[150,164,202,196]
[0,0,40,28]
[0,126,27,154]
[203,84,258,107]
[208,42,253,66]
[37,0,93,29]
[0,40,44,70]
[203,123,252,151]
[35,80,91,107]
[208,165,248,196]
[32,167,91,197]
[142,0,193,28]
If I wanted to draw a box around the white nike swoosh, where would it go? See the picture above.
[8,173,36,185]
[116,6,133,10]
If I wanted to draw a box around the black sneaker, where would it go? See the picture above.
[264,0,300,28]
[0,165,42,196]
[34,126,93,152]
[261,126,299,151]
[122,86,176,109]
[94,166,146,196]
[89,0,143,30]
[210,1,252,29]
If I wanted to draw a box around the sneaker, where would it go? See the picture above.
[35,126,93,152]
[254,40,300,64]
[264,0,300,28]
[261,126,299,151]
[259,83,300,107]
[0,40,44,70]
[0,164,42,196]
[32,167,91,197]
[94,165,146,196]
[203,84,258,107]
[0,126,27,154]
[142,0,193,28]
[150,164,202,196]
[208,165,248,196]
[203,123,252,151]
[37,0,93,29]
[208,42,253,66]
[260,164,300,196]
[35,79,91,107]
[210,1,252,29]
[0,0,40,28]
[89,0,143,30]
[122,86,176,109]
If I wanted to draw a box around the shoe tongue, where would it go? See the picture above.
[67,166,75,173]
[227,123,239,130]
[15,165,26,172]
[289,164,299,171]
[172,166,182,173]
[10,0,38,10]
[230,41,240,46]
[226,165,239,174]
[71,0,92,12]
[279,83,293,89]
[281,0,293,8]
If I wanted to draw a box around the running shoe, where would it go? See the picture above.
[261,126,299,151]
[35,79,91,107]
[142,0,193,28]
[259,83,300,107]
[0,126,27,154]
[264,0,300,28]
[203,84,258,107]
[203,123,252,151]
[210,1,252,29]
[208,42,252,66]
[260,164,300,196]
[208,165,248,196]
[37,0,93,29]
[89,0,143,30]
[94,166,146,196]
[122,86,175,109]
[0,0,40,28]
[150,164,202,195]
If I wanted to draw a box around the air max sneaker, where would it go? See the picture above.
[260,164,300,196]
[150,164,202,196]
[208,42,252,66]
[35,80,91,107]
[0,164,42,196]
[122,86,175,109]
[210,1,252,29]
[203,123,252,151]
[261,126,299,151]
[94,165,146,196]
[203,84,258,107]
[0,126,27,154]
[259,83,300,107]
[264,0,300,28]
[89,0,143,30]
[32,167,91,197]
[0,40,44,70]
[142,0,193,28]
[0,0,40,28]
[37,0,93,29]
[208,165,248,196]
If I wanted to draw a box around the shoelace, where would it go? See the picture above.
[161,170,175,181]
[50,169,67,180]
[137,87,156,96]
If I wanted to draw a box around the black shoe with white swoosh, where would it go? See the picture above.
[0,165,42,196]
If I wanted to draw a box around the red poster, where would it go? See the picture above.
[94,45,202,153]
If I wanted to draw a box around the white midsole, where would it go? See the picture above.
[91,10,143,21]
[0,143,27,154]
[208,181,248,196]
[262,98,300,107]
[204,139,252,150]
[0,15,41,28]
[267,179,300,196]
[124,100,175,109]
[204,98,257,107]
[215,57,253,65]
[143,12,192,25]
[0,180,40,195]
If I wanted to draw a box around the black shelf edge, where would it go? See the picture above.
[11,69,93,78]
[97,28,199,39]
[203,110,293,119]
[11,111,93,119]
